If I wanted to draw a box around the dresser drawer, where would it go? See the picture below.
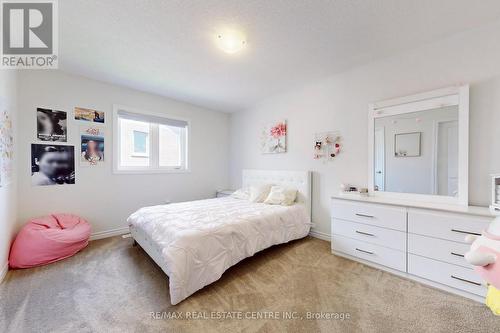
[331,200,407,231]
[408,254,486,297]
[408,208,492,243]
[332,218,406,251]
[408,234,472,268]
[332,235,406,272]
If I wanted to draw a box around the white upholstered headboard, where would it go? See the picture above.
[242,169,312,219]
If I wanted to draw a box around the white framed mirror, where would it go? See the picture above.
[368,85,469,206]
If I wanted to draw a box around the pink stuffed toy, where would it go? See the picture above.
[465,225,500,289]
[9,214,91,269]
[465,216,500,315]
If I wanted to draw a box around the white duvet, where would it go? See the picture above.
[127,197,311,305]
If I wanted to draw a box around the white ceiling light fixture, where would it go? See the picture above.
[216,29,246,54]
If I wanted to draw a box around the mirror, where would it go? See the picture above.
[374,107,458,195]
[369,85,468,205]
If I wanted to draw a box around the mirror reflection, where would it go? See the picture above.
[374,106,459,196]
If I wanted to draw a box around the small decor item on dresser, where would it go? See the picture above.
[358,188,369,196]
[340,183,357,193]
[313,131,341,161]
[260,120,287,154]
[216,189,235,198]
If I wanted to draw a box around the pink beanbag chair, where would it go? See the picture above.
[9,214,91,269]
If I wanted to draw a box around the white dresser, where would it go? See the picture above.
[331,195,493,301]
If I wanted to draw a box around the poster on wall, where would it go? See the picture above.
[74,107,105,124]
[80,126,105,166]
[260,120,287,154]
[0,100,14,187]
[31,144,75,186]
[37,108,67,142]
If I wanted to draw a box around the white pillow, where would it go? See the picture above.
[264,186,298,206]
[231,188,250,200]
[249,184,273,203]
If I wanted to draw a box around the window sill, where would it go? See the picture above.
[113,168,191,175]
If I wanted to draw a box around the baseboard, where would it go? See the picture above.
[309,229,331,241]
[90,227,129,241]
[0,262,8,284]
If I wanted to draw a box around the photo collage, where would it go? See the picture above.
[32,107,106,186]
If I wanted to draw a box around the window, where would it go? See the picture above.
[133,130,148,155]
[113,106,189,173]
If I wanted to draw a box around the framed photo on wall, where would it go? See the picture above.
[75,107,105,124]
[260,120,287,154]
[36,108,67,142]
[31,144,75,186]
[80,126,105,166]
[394,132,421,157]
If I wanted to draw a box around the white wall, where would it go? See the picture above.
[17,71,230,236]
[0,71,18,278]
[229,20,500,236]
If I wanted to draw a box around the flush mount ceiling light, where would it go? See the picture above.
[216,30,246,54]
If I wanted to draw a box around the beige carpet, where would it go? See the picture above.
[0,236,498,333]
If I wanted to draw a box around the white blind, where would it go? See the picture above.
[117,110,188,128]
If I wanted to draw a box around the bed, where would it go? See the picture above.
[127,170,312,305]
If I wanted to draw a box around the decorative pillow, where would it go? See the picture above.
[264,186,298,206]
[249,184,273,203]
[231,188,250,200]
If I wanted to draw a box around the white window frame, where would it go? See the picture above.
[113,104,190,174]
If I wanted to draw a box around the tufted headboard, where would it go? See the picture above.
[242,169,312,219]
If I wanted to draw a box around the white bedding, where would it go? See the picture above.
[127,196,311,305]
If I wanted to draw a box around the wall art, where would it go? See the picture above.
[260,120,287,154]
[31,144,75,186]
[0,101,13,187]
[394,132,421,157]
[37,107,67,142]
[313,131,341,161]
[75,107,105,124]
[80,126,105,166]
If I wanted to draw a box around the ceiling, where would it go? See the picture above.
[60,0,500,112]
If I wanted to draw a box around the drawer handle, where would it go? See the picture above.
[355,230,375,237]
[451,229,481,236]
[355,213,374,218]
[450,275,482,286]
[450,252,465,258]
[355,248,374,255]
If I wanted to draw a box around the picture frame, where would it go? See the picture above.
[74,107,105,124]
[260,120,287,154]
[80,126,105,166]
[394,132,421,157]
